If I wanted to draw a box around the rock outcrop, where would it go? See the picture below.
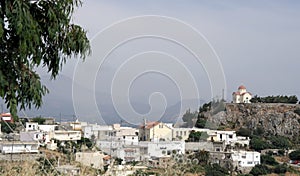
[207,103,300,137]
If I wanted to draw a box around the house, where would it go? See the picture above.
[20,131,45,143]
[75,151,106,170]
[139,121,173,142]
[118,146,141,162]
[50,130,81,141]
[232,150,260,168]
[0,113,13,123]
[232,85,252,103]
[172,127,210,141]
[139,141,185,159]
[0,141,39,154]
[25,122,39,131]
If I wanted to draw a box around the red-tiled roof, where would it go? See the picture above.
[238,85,246,90]
[140,121,160,129]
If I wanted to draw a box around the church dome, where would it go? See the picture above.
[238,85,246,90]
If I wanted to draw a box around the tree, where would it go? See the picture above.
[1,121,16,133]
[236,128,251,137]
[0,1,90,116]
[289,150,300,161]
[205,163,229,176]
[182,109,198,127]
[31,116,46,124]
[250,137,270,151]
[187,131,209,142]
[249,164,271,176]
[261,154,278,166]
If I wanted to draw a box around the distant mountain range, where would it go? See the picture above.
[1,75,206,125]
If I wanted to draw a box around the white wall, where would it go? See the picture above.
[232,151,260,167]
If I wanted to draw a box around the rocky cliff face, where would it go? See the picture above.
[207,103,300,137]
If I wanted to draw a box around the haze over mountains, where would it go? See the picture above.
[17,75,205,125]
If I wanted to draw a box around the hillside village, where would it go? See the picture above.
[0,86,299,175]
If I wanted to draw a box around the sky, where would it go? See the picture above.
[67,0,300,96]
[19,0,300,123]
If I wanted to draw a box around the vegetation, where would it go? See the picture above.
[250,137,270,151]
[250,95,298,104]
[0,0,90,117]
[294,108,300,116]
[182,109,198,127]
[236,128,251,137]
[249,164,271,176]
[186,131,209,142]
[261,154,278,166]
[289,150,300,160]
[31,116,46,125]
[205,163,229,176]
[1,121,16,133]
[274,163,288,174]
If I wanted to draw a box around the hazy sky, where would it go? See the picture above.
[30,0,300,122]
[62,0,300,98]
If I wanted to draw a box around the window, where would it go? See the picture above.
[242,155,246,159]
[184,131,186,136]
[247,161,253,164]
[216,148,220,152]
[29,125,31,128]
[229,135,233,139]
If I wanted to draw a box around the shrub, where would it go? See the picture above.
[249,164,271,176]
[289,150,300,160]
[274,164,288,174]
[237,128,251,137]
[261,154,278,166]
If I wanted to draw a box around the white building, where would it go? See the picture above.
[0,141,39,154]
[139,122,173,142]
[25,122,39,131]
[50,130,81,141]
[232,85,252,103]
[173,128,210,141]
[140,141,185,159]
[232,151,260,167]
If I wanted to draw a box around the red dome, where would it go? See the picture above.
[238,85,246,90]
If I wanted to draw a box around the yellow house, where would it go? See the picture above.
[139,121,172,142]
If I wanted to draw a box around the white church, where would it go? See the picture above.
[232,85,252,103]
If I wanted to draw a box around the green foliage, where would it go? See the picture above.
[205,163,229,176]
[274,163,288,174]
[36,157,58,175]
[196,117,207,128]
[31,116,46,124]
[251,95,298,104]
[193,150,210,165]
[236,128,251,137]
[289,150,300,160]
[182,109,198,127]
[0,0,90,117]
[253,126,264,136]
[249,164,271,176]
[1,121,16,133]
[199,102,211,113]
[268,135,291,149]
[187,131,209,142]
[261,154,278,166]
[294,108,300,116]
[250,137,271,151]
[77,137,93,149]
[115,158,123,165]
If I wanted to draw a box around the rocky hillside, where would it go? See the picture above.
[207,103,300,138]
